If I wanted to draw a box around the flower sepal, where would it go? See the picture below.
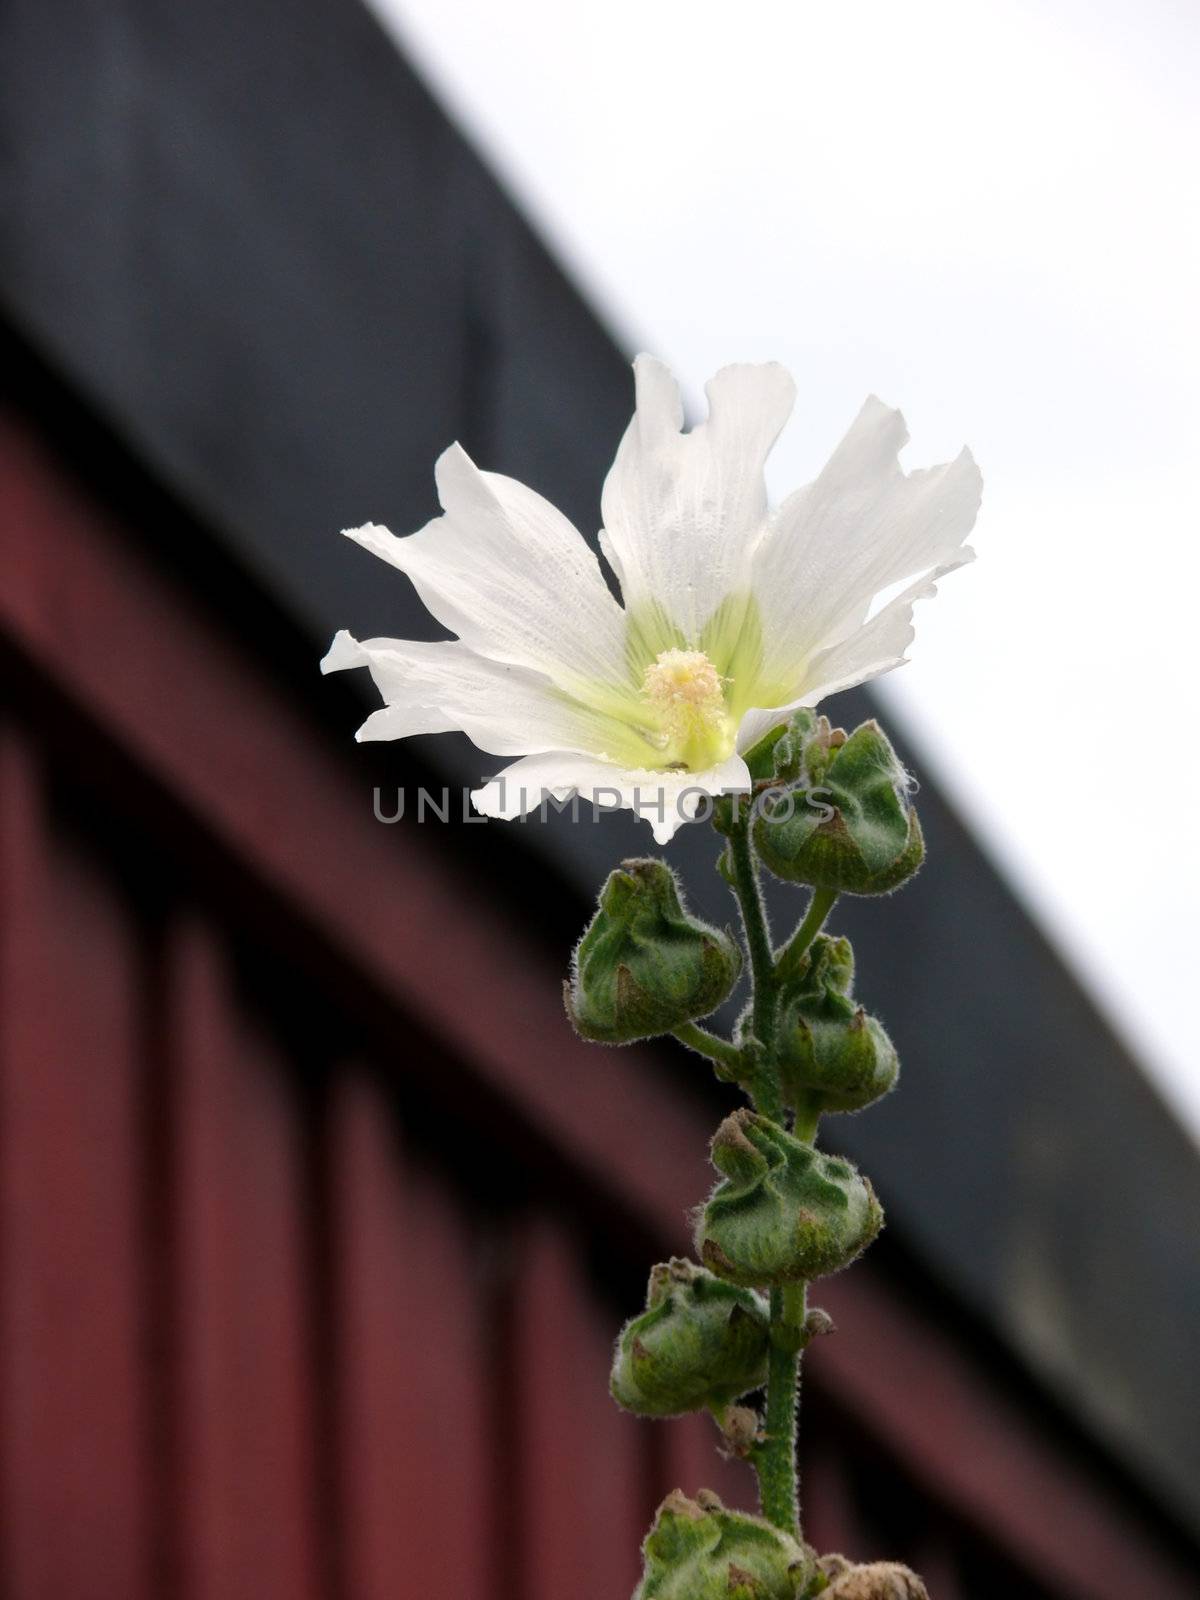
[815,1554,929,1598]
[777,936,899,1115]
[696,1110,882,1287]
[611,1258,770,1418]
[754,720,923,896]
[565,859,741,1044]
[635,1490,817,1599]
[742,708,822,790]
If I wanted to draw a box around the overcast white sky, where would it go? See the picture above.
[369,0,1200,1136]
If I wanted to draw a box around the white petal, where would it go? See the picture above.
[735,553,974,752]
[601,356,796,644]
[751,397,981,690]
[320,630,637,758]
[321,630,457,737]
[342,443,628,689]
[471,750,752,845]
[800,552,975,700]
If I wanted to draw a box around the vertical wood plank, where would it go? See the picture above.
[516,1223,647,1600]
[659,1410,758,1514]
[911,1538,962,1600]
[0,731,151,1598]
[168,920,320,1600]
[801,1439,861,1557]
[329,1070,490,1600]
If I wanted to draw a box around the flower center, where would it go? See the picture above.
[641,648,736,771]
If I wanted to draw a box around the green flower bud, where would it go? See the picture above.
[754,720,924,896]
[858,808,925,895]
[565,859,741,1044]
[777,935,898,1114]
[635,1490,815,1600]
[696,1110,882,1287]
[611,1258,770,1417]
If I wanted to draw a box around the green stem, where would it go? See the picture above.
[671,1021,745,1081]
[722,804,808,1534]
[726,806,782,1117]
[757,1285,805,1534]
[792,1098,821,1145]
[776,887,838,984]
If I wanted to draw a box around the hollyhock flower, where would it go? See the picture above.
[322,357,981,843]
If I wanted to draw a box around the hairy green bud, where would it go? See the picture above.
[611,1258,770,1417]
[635,1490,815,1599]
[565,859,741,1044]
[697,1110,883,1287]
[777,935,898,1114]
[754,720,923,896]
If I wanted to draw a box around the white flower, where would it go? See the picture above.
[322,357,981,844]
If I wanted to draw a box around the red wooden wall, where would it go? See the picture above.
[1,406,1194,1599]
